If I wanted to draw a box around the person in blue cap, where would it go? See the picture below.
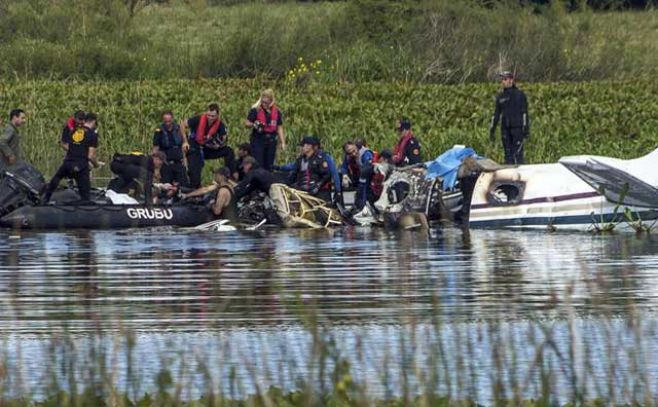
[489,71,530,165]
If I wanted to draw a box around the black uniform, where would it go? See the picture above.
[234,167,277,200]
[186,115,235,189]
[153,122,188,186]
[490,85,530,165]
[234,156,249,181]
[43,126,98,203]
[396,136,422,166]
[289,152,331,201]
[109,154,174,204]
[60,123,75,146]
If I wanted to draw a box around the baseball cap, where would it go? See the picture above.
[299,135,320,146]
[397,119,411,131]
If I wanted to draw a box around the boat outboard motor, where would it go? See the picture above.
[0,161,46,216]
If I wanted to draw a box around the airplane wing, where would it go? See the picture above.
[560,157,658,208]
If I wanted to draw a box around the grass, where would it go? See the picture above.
[1,78,657,183]
[1,1,658,82]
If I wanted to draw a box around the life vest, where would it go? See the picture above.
[370,162,391,198]
[194,114,221,145]
[256,106,280,133]
[157,123,182,150]
[66,117,76,131]
[392,132,414,165]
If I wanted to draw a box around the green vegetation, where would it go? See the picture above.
[1,0,658,82]
[1,78,656,179]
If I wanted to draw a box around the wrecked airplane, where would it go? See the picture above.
[364,147,658,231]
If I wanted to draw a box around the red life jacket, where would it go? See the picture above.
[392,132,414,165]
[346,156,360,178]
[256,106,280,133]
[195,114,221,145]
[371,172,386,198]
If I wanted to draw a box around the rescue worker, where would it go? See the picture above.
[340,141,360,189]
[315,140,341,206]
[370,149,393,201]
[245,89,286,171]
[234,156,277,200]
[489,71,530,165]
[152,110,189,186]
[290,136,331,202]
[182,103,235,189]
[347,137,375,210]
[0,109,27,168]
[392,118,422,167]
[42,112,100,204]
[182,167,238,221]
[108,151,175,204]
[60,110,85,151]
[233,142,253,181]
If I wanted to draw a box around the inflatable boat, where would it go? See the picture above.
[0,161,214,230]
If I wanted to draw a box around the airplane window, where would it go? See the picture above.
[488,182,524,205]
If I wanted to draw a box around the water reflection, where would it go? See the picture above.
[1,228,658,402]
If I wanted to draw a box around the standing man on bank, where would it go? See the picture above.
[0,109,27,168]
[489,71,530,165]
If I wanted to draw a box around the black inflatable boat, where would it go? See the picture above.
[0,161,214,230]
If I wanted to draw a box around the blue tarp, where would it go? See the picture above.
[424,146,480,190]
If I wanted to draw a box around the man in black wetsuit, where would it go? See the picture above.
[234,156,277,200]
[42,112,100,204]
[489,71,530,165]
[233,142,253,182]
[108,151,175,204]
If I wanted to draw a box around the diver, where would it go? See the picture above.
[233,142,253,181]
[234,156,278,200]
[489,71,530,165]
[108,151,177,204]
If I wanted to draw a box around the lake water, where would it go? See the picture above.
[1,227,658,404]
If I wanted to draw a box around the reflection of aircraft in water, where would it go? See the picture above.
[466,229,658,316]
